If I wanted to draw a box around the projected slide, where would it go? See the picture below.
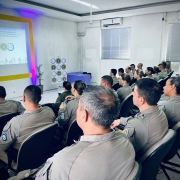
[0,27,27,65]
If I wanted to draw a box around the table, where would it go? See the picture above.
[67,72,92,85]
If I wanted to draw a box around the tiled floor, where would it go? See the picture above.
[9,89,180,180]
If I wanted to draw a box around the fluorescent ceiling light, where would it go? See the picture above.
[71,0,99,9]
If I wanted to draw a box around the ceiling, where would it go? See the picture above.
[0,0,180,21]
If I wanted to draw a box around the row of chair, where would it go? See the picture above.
[0,113,179,179]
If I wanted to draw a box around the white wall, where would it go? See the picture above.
[0,7,79,98]
[78,13,170,84]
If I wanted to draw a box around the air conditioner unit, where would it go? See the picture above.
[101,18,123,27]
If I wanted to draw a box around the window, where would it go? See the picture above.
[166,23,180,62]
[101,28,131,60]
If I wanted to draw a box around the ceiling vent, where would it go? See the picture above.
[101,17,123,27]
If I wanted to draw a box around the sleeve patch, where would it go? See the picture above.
[2,133,7,141]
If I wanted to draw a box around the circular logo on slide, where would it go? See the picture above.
[7,43,14,51]
[0,43,7,51]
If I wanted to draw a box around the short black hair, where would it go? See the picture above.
[24,85,41,104]
[63,81,71,91]
[74,80,86,95]
[121,74,131,84]
[147,67,154,74]
[135,78,161,106]
[170,77,180,95]
[101,75,113,87]
[111,69,117,76]
[130,64,135,68]
[0,86,6,98]
[118,68,124,73]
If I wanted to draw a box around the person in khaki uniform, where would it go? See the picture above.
[9,86,136,180]
[54,81,72,108]
[0,85,55,163]
[111,78,168,159]
[110,69,119,86]
[158,77,180,128]
[158,63,168,80]
[0,86,25,116]
[117,74,132,103]
[55,80,86,127]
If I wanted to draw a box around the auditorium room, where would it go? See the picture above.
[0,0,180,179]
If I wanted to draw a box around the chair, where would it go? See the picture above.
[0,123,58,173]
[0,112,20,133]
[65,120,83,146]
[112,83,121,91]
[118,93,133,118]
[158,79,165,92]
[137,129,176,180]
[41,103,59,117]
[160,122,180,179]
[126,161,142,180]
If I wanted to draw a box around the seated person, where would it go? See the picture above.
[137,63,143,72]
[100,75,113,90]
[133,69,143,81]
[117,74,132,103]
[0,85,55,163]
[110,69,119,86]
[158,77,180,128]
[0,86,25,116]
[56,80,86,128]
[54,81,72,108]
[125,66,133,79]
[153,66,160,81]
[118,68,124,78]
[130,64,136,76]
[165,61,172,74]
[145,67,155,79]
[111,78,168,160]
[15,86,135,180]
[158,63,168,79]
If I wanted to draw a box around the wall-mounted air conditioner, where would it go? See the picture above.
[101,17,123,27]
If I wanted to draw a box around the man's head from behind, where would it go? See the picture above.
[110,69,117,77]
[100,75,113,89]
[23,85,41,105]
[0,86,6,99]
[133,78,161,109]
[164,77,180,97]
[77,86,120,133]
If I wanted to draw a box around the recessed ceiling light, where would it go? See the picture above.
[71,0,99,9]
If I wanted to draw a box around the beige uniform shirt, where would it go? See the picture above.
[126,72,133,79]
[112,76,119,86]
[35,131,135,180]
[158,70,168,80]
[0,100,25,116]
[120,106,168,159]
[158,96,180,128]
[117,85,132,103]
[56,97,80,127]
[0,106,55,161]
